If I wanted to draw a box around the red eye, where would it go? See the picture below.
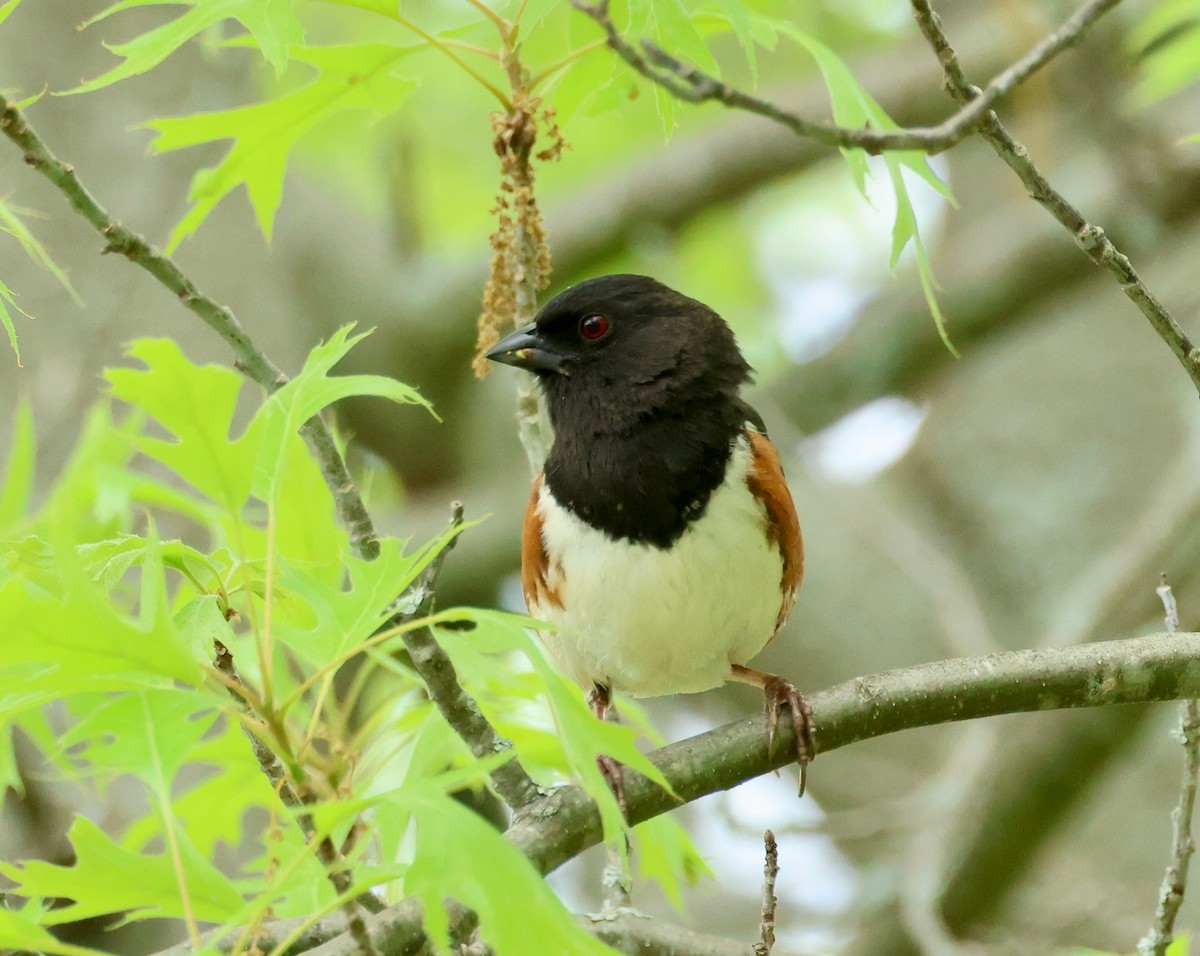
[579,313,611,341]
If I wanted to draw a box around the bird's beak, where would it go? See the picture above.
[485,323,568,374]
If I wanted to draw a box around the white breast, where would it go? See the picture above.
[530,437,785,697]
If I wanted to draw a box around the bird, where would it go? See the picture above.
[485,273,812,806]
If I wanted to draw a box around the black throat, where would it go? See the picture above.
[542,396,747,549]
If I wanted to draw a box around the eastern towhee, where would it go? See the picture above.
[486,274,813,801]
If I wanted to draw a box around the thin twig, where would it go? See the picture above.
[569,0,1121,156]
[905,0,1200,397]
[212,641,384,956]
[1138,576,1199,956]
[0,97,382,560]
[753,830,779,956]
[393,503,542,809]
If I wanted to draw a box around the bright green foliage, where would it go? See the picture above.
[0,333,702,952]
[0,195,85,364]
[68,0,305,94]
[2,815,243,924]
[0,0,22,27]
[105,338,260,513]
[56,0,956,339]
[0,198,82,305]
[0,904,107,956]
[435,609,677,847]
[406,789,614,955]
[634,814,716,912]
[143,44,418,249]
[1131,0,1200,105]
[0,273,28,365]
[766,21,956,350]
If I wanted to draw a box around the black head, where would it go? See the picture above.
[485,274,752,434]
[486,275,759,547]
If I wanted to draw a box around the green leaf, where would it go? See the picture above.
[0,692,59,795]
[0,0,24,28]
[712,0,758,79]
[634,814,714,912]
[434,609,677,845]
[275,537,421,667]
[0,273,30,365]
[883,157,956,355]
[174,594,235,661]
[764,22,956,351]
[0,903,108,956]
[631,0,719,77]
[66,0,305,94]
[0,537,205,692]
[0,815,243,925]
[36,402,145,539]
[248,325,433,508]
[106,338,258,514]
[276,517,471,676]
[0,197,83,305]
[1131,0,1200,102]
[57,690,219,785]
[143,43,419,248]
[406,789,615,954]
[0,399,35,532]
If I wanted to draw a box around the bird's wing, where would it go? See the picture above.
[744,427,804,633]
[522,472,564,612]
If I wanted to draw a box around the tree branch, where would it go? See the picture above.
[393,504,542,810]
[1139,579,1200,956]
[145,631,1200,956]
[906,0,1200,397]
[511,631,1200,874]
[582,910,805,956]
[268,631,1200,956]
[568,0,1121,155]
[0,96,381,560]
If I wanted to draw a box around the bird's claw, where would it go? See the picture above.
[597,752,628,817]
[761,675,815,797]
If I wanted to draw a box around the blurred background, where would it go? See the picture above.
[3,0,1200,953]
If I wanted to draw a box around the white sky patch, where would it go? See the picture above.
[702,778,858,951]
[498,570,527,613]
[801,396,929,484]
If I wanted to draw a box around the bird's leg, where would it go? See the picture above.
[730,664,815,796]
[588,682,628,816]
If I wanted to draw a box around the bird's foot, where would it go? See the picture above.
[730,665,815,796]
[761,674,815,796]
[588,682,629,816]
[596,752,628,816]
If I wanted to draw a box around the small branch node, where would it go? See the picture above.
[1074,223,1105,251]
